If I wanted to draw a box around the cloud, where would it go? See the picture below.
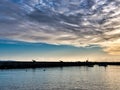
[0,0,120,55]
[102,39,120,55]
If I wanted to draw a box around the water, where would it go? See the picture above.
[0,66,120,90]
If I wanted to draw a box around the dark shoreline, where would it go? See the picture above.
[0,61,120,69]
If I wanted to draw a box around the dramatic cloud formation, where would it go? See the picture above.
[0,0,120,55]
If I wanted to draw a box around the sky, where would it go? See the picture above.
[0,0,120,62]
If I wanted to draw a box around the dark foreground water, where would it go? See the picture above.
[0,66,120,90]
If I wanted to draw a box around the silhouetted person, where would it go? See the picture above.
[59,60,63,63]
[32,60,36,63]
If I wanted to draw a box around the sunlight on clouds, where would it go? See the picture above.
[0,0,120,55]
[102,39,120,55]
[105,29,120,35]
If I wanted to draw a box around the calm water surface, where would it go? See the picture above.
[0,66,120,90]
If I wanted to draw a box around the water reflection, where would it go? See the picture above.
[0,66,120,90]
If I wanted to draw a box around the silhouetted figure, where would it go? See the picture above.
[59,60,63,63]
[32,60,36,63]
[86,58,89,63]
[86,60,88,63]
